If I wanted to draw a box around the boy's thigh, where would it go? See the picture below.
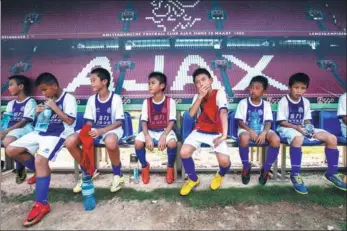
[277,127,302,144]
[183,130,202,150]
[37,136,65,161]
[6,125,34,139]
[98,127,124,144]
[9,131,40,154]
[135,130,177,143]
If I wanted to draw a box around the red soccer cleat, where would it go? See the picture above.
[141,162,150,184]
[23,202,50,227]
[27,174,36,184]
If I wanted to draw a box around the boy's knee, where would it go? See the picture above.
[104,135,119,151]
[327,134,337,146]
[180,146,192,159]
[2,137,13,148]
[35,155,48,167]
[219,158,231,168]
[270,134,280,147]
[239,133,250,147]
[64,135,79,149]
[291,136,303,147]
[134,140,144,150]
[5,145,18,158]
[167,140,177,149]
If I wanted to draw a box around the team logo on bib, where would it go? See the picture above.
[20,106,25,111]
[298,107,304,113]
[162,108,167,113]
[107,107,111,114]
[258,109,263,115]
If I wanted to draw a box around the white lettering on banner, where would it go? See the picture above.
[145,0,201,32]
[64,57,115,92]
[64,54,290,93]
[122,55,164,91]
[170,55,222,91]
[223,55,288,91]
[317,97,335,104]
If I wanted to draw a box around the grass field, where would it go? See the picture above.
[4,185,346,208]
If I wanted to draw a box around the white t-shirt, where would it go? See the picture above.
[39,92,77,138]
[6,97,37,124]
[235,97,273,126]
[84,93,124,127]
[276,95,311,125]
[141,96,176,122]
[190,89,228,118]
[337,93,346,130]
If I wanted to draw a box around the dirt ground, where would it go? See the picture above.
[1,173,346,230]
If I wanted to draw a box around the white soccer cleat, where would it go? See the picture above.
[110,175,124,192]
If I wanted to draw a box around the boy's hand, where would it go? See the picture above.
[0,131,7,140]
[213,135,227,148]
[249,129,258,142]
[45,98,58,110]
[295,125,307,136]
[88,128,104,138]
[35,104,46,114]
[255,131,267,145]
[145,134,154,151]
[198,85,210,100]
[158,134,167,151]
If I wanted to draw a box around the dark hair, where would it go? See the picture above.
[192,68,212,83]
[249,75,268,90]
[35,72,59,87]
[8,75,32,95]
[289,73,310,88]
[148,71,167,91]
[91,67,111,88]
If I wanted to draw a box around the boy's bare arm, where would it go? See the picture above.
[343,116,347,125]
[163,121,175,136]
[3,120,29,134]
[45,99,75,125]
[220,108,228,138]
[189,97,202,118]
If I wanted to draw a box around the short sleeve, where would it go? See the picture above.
[216,89,228,111]
[84,96,95,122]
[169,98,176,122]
[5,100,14,113]
[276,97,289,122]
[64,93,77,120]
[190,94,201,117]
[303,98,312,121]
[23,99,37,121]
[337,93,346,117]
[235,99,247,122]
[113,94,125,121]
[263,101,273,122]
[140,99,148,122]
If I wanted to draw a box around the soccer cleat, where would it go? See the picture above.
[110,175,125,192]
[180,177,200,196]
[241,165,252,185]
[73,169,99,193]
[258,168,270,185]
[141,162,150,184]
[210,172,223,191]
[23,202,50,227]
[27,174,36,185]
[323,172,347,191]
[290,174,308,194]
[166,167,175,184]
[16,168,27,184]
